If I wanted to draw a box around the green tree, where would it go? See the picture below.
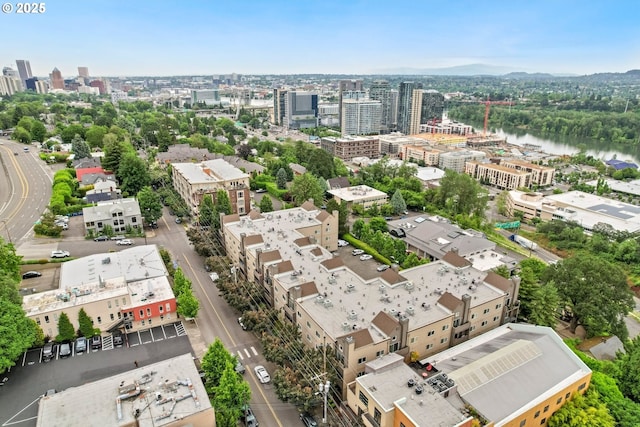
[493,265,511,278]
[390,189,407,215]
[212,361,251,427]
[0,239,22,284]
[369,217,388,233]
[326,198,349,235]
[60,124,85,144]
[549,390,615,427]
[102,138,133,172]
[11,126,30,143]
[276,167,288,190]
[199,194,215,226]
[495,190,509,216]
[30,120,47,142]
[118,152,150,196]
[85,125,107,148]
[137,186,163,224]
[306,149,336,179]
[216,190,232,216]
[615,336,640,402]
[0,300,38,372]
[177,288,199,318]
[436,170,488,218]
[259,195,274,213]
[543,252,634,338]
[201,338,235,392]
[71,134,91,159]
[77,308,98,337]
[290,173,324,206]
[56,312,75,342]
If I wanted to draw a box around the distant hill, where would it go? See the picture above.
[372,63,522,76]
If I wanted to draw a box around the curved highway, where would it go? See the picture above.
[0,139,52,246]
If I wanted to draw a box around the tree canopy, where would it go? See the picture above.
[137,186,163,224]
[290,173,324,206]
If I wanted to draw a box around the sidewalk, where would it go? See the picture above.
[182,317,209,359]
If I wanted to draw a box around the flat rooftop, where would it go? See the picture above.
[586,178,640,197]
[37,353,213,427]
[172,158,249,183]
[59,245,168,288]
[421,324,591,425]
[328,185,388,202]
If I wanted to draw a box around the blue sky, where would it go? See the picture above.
[1,0,638,77]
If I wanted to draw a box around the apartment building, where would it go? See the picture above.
[501,159,555,187]
[0,75,23,96]
[23,245,176,336]
[347,323,591,427]
[341,98,382,136]
[83,198,142,235]
[400,144,441,166]
[465,161,531,190]
[171,158,250,216]
[379,134,425,158]
[327,185,388,211]
[221,205,520,399]
[283,91,319,129]
[320,135,380,161]
[438,150,486,173]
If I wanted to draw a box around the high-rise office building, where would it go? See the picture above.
[397,82,422,134]
[420,90,445,125]
[16,60,33,87]
[50,67,64,90]
[272,88,287,126]
[341,99,382,136]
[389,90,398,130]
[369,80,392,133]
[338,79,363,123]
[78,66,89,78]
[409,89,424,135]
[3,67,18,78]
[284,91,318,129]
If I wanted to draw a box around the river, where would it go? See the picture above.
[490,126,640,165]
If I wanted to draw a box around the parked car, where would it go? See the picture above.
[116,239,133,246]
[241,404,258,427]
[110,235,125,240]
[390,228,406,238]
[94,235,109,242]
[44,389,57,397]
[337,239,348,247]
[254,365,270,383]
[360,254,373,261]
[300,413,318,427]
[209,272,219,282]
[235,361,246,375]
[59,342,71,358]
[376,264,390,272]
[112,331,124,347]
[22,271,42,279]
[55,215,69,223]
[42,342,55,362]
[90,335,102,350]
[352,249,364,256]
[55,222,69,230]
[75,337,87,354]
[238,317,247,330]
[255,188,267,193]
[50,250,70,258]
[175,217,182,224]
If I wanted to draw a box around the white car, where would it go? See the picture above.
[360,254,373,261]
[337,239,348,247]
[51,250,70,258]
[377,264,390,272]
[352,249,365,256]
[254,365,270,383]
[116,239,133,246]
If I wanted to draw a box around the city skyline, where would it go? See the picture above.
[2,0,639,77]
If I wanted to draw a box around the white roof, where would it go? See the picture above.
[328,185,388,202]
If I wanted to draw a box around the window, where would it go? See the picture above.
[493,316,499,322]
[556,397,562,404]
[36,318,41,325]
[481,320,488,326]
[496,303,502,309]
[159,305,163,313]
[117,312,122,319]
[540,418,546,425]
[237,191,243,199]
[115,299,119,307]
[166,303,171,312]
[578,383,586,391]
[141,319,145,326]
[374,408,381,424]
[132,217,137,223]
[108,301,112,309]
[307,321,311,328]
[440,337,448,344]
[146,308,151,317]
[97,222,103,228]
[534,410,540,418]
[315,331,320,337]
[358,391,368,407]
[45,315,50,323]
[427,330,435,336]
[376,350,384,357]
[483,308,490,314]
[519,420,526,427]
[97,316,102,324]
[442,325,449,331]
[123,298,126,305]
[470,326,476,332]
[140,310,144,318]
[110,313,114,321]
[426,344,433,350]
[543,405,549,413]
[410,337,416,344]
[565,392,570,399]
[357,357,367,364]
[471,313,476,319]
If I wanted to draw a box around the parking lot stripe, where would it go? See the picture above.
[244,348,251,358]
[251,346,258,356]
[237,351,244,360]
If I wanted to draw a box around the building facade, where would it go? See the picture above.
[341,98,382,136]
[82,198,142,235]
[320,135,380,161]
[327,185,388,210]
[0,75,23,96]
[401,144,441,166]
[438,150,486,173]
[16,59,32,87]
[420,90,445,124]
[171,158,251,216]
[283,91,318,129]
[369,80,393,133]
[465,161,532,190]
[49,67,64,90]
[500,159,555,187]
[397,82,422,135]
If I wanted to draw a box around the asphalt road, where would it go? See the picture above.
[149,208,303,427]
[0,139,52,246]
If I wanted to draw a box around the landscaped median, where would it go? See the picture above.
[342,233,393,266]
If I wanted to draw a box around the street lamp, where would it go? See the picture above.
[318,380,330,424]
[0,220,12,244]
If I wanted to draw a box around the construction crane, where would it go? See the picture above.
[481,98,513,137]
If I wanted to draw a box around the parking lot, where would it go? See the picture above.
[16,322,186,366]
[0,334,194,427]
[334,243,390,280]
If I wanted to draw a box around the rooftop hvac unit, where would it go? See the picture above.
[342,322,350,331]
[406,306,415,316]
[379,284,386,293]
[405,282,415,291]
[323,299,333,308]
[315,296,324,304]
[390,308,397,316]
[348,310,357,320]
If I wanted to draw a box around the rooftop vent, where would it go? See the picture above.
[315,295,324,304]
[405,282,414,291]
[406,306,415,316]
[102,257,111,264]
[323,299,333,308]
[379,284,386,293]
[348,310,357,320]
